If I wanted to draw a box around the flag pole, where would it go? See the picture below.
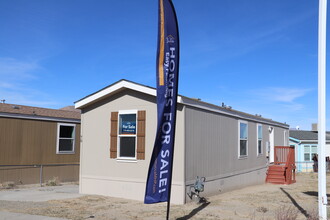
[144,1,179,218]
[318,0,327,219]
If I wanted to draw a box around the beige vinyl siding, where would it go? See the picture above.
[80,89,186,204]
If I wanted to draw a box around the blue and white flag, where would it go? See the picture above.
[144,0,179,204]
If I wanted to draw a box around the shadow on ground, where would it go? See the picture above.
[303,191,330,204]
[281,187,310,218]
[176,198,210,220]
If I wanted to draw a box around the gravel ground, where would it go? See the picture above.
[0,173,328,220]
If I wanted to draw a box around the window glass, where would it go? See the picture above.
[239,122,248,157]
[240,140,247,156]
[59,139,74,151]
[258,140,262,155]
[304,145,318,161]
[60,125,74,138]
[311,145,317,153]
[118,112,137,159]
[119,137,136,157]
[119,114,136,135]
[304,145,310,153]
[240,123,248,139]
[258,125,262,139]
[311,146,318,160]
[57,124,75,154]
[257,125,262,155]
[304,153,311,161]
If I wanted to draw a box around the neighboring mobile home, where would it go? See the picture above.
[0,103,81,185]
[289,128,330,172]
[75,79,289,204]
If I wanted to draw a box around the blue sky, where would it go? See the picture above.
[0,0,328,130]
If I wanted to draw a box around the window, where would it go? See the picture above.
[257,124,262,155]
[304,145,317,161]
[239,121,248,157]
[118,111,137,159]
[110,110,146,160]
[57,123,76,154]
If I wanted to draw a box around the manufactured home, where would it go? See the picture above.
[289,128,330,172]
[75,79,289,204]
[0,103,81,185]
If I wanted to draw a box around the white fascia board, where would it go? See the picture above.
[75,80,156,109]
[75,80,184,109]
[289,137,301,144]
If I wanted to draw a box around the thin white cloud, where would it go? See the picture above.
[253,87,311,103]
[0,82,16,89]
[0,57,41,80]
[186,7,315,62]
[0,57,58,107]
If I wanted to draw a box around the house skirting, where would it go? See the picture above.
[185,166,267,203]
[80,175,185,204]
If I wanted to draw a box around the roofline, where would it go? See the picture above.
[289,137,330,143]
[289,137,301,144]
[0,112,81,124]
[75,79,157,109]
[180,96,289,128]
[293,139,330,143]
[75,79,288,128]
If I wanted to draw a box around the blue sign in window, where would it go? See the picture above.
[119,114,136,134]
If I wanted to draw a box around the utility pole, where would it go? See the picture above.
[318,0,327,219]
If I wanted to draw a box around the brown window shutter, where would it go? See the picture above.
[137,110,146,160]
[110,112,118,158]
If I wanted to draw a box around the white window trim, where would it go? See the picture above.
[56,123,76,154]
[238,120,248,158]
[303,144,318,162]
[257,124,263,156]
[117,110,138,161]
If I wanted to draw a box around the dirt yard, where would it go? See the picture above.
[0,173,328,220]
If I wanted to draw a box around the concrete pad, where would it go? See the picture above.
[0,185,83,202]
[0,211,67,220]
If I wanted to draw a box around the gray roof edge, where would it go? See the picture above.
[76,79,289,128]
[0,112,81,123]
[180,96,289,128]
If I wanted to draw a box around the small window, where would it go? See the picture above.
[303,145,318,161]
[57,123,76,154]
[304,145,311,161]
[239,121,248,157]
[257,124,262,155]
[311,145,317,160]
[118,111,137,159]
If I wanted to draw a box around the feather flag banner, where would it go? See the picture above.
[144,0,179,205]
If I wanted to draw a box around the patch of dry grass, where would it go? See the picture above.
[0,173,328,219]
